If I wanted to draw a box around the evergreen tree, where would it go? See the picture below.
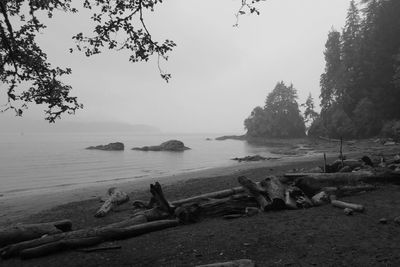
[302,93,318,125]
[320,29,343,112]
[245,82,306,138]
[341,0,362,114]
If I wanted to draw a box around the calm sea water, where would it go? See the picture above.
[0,133,275,196]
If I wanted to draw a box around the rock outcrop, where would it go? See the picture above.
[86,142,124,151]
[132,140,190,152]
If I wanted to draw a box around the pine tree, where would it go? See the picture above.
[320,29,343,112]
[341,0,362,114]
[302,93,318,125]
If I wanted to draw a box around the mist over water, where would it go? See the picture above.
[0,132,276,196]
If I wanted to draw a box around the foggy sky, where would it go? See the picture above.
[0,0,354,133]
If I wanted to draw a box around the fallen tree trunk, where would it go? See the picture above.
[286,171,400,197]
[171,187,245,206]
[149,182,173,213]
[322,184,376,197]
[95,188,129,217]
[0,220,72,248]
[199,195,258,217]
[174,194,258,223]
[1,219,179,259]
[0,209,172,260]
[260,176,286,210]
[285,171,400,183]
[238,176,271,211]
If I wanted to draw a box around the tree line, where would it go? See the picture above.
[245,0,400,140]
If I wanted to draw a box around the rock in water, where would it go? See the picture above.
[86,142,124,151]
[132,140,190,152]
[231,155,267,162]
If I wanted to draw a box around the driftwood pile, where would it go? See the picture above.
[1,151,400,260]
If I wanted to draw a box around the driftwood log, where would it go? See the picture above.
[196,259,255,267]
[0,219,179,259]
[285,171,400,183]
[331,200,364,212]
[174,194,258,223]
[284,186,313,209]
[322,184,376,197]
[171,187,245,206]
[0,220,72,247]
[238,176,289,211]
[260,176,286,210]
[238,176,271,211]
[285,171,400,197]
[95,188,129,217]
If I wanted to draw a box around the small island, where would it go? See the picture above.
[132,140,190,152]
[86,142,124,151]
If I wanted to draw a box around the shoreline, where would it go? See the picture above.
[0,153,327,225]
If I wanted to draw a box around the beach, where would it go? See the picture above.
[0,153,326,225]
[1,139,400,266]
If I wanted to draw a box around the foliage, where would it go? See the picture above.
[352,97,380,137]
[307,117,327,138]
[0,1,82,122]
[320,29,343,111]
[0,0,262,121]
[245,82,306,138]
[317,0,400,139]
[302,93,318,125]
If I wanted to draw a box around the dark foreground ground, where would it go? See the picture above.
[2,139,400,266]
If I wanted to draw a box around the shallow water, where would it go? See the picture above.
[0,132,276,196]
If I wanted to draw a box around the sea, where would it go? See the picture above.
[0,132,277,197]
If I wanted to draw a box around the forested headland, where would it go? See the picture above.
[245,0,400,141]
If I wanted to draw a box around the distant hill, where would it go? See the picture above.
[0,119,160,133]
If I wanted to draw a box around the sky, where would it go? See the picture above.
[0,0,355,133]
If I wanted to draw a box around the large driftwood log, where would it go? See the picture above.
[285,171,400,197]
[238,176,271,211]
[174,194,258,223]
[285,171,400,183]
[0,220,72,248]
[322,184,376,197]
[149,182,173,213]
[171,187,245,206]
[1,219,179,259]
[95,187,129,217]
[260,176,286,210]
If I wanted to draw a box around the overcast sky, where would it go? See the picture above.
[1,0,355,133]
